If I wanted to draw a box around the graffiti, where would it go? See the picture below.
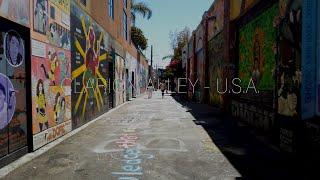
[238,4,278,90]
[208,33,224,106]
[71,2,110,128]
[0,0,30,27]
[111,148,154,179]
[276,0,302,117]
[4,30,24,67]
[33,120,71,150]
[231,101,275,131]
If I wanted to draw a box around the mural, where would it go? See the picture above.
[238,4,278,91]
[33,0,71,50]
[115,55,126,106]
[71,2,110,129]
[31,41,72,149]
[0,30,27,157]
[0,0,30,27]
[276,0,302,117]
[208,33,224,106]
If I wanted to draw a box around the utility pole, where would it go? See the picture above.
[151,45,153,68]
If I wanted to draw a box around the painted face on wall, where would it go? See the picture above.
[9,35,19,64]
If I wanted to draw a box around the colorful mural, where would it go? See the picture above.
[0,30,27,157]
[115,55,126,106]
[33,0,71,50]
[31,41,72,149]
[208,33,224,106]
[0,0,30,27]
[238,4,278,91]
[71,1,110,129]
[276,0,302,117]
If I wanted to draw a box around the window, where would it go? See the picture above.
[108,0,114,20]
[80,0,86,6]
[123,10,128,41]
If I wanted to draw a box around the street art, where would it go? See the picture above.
[34,0,49,35]
[208,33,224,106]
[115,55,126,107]
[0,0,30,27]
[50,0,70,14]
[0,30,27,157]
[71,2,110,129]
[31,39,71,149]
[4,30,24,68]
[238,4,278,91]
[231,101,275,131]
[33,0,71,50]
[276,0,302,117]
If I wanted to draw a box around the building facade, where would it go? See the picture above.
[0,0,148,167]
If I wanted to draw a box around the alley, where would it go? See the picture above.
[3,92,241,180]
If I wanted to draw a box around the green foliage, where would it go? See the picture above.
[131,26,148,51]
[239,4,278,90]
[131,0,152,25]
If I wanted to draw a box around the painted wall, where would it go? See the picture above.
[0,0,30,27]
[0,28,28,157]
[238,4,278,91]
[208,0,224,40]
[70,0,111,129]
[31,0,72,150]
[208,33,224,106]
[115,55,126,107]
[277,0,302,118]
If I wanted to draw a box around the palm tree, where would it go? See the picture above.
[131,0,152,26]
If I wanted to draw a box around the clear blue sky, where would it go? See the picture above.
[135,0,215,69]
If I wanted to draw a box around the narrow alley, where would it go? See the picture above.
[2,92,309,179]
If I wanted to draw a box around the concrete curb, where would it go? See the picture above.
[0,97,136,178]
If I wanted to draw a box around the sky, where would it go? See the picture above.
[135,0,215,69]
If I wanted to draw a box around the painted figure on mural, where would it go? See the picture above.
[83,26,99,100]
[41,49,59,85]
[48,23,61,46]
[34,0,48,34]
[0,73,16,130]
[4,31,24,67]
[36,79,48,131]
[54,92,66,124]
[276,0,302,117]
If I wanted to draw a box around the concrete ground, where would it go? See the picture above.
[2,92,242,180]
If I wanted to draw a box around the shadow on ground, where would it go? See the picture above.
[171,94,313,180]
